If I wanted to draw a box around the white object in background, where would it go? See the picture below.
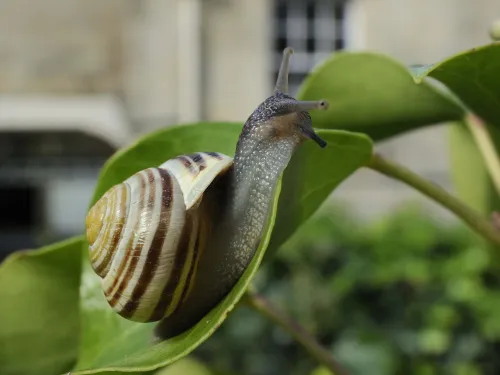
[44,177,97,235]
[344,0,367,50]
[0,94,133,148]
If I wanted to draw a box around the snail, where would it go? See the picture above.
[85,47,329,339]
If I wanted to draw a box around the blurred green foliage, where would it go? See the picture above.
[195,204,500,375]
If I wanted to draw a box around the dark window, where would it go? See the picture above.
[0,185,38,229]
[0,131,116,182]
[0,184,41,260]
[0,131,116,260]
[273,0,348,95]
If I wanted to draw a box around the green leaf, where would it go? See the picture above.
[297,52,464,141]
[267,129,373,255]
[309,366,334,375]
[412,43,500,217]
[0,236,83,375]
[448,122,500,214]
[417,329,451,355]
[414,43,500,128]
[74,122,372,373]
[84,357,224,375]
[154,358,219,375]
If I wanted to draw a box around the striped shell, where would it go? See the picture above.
[85,152,233,322]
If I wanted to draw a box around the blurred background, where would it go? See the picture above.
[1,1,500,374]
[0,0,497,259]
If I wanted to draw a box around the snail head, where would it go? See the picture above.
[242,47,329,149]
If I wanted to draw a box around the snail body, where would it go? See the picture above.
[86,47,329,339]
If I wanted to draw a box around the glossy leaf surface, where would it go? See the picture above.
[268,129,373,256]
[412,43,500,216]
[448,122,500,215]
[0,236,83,375]
[413,43,500,129]
[297,52,464,141]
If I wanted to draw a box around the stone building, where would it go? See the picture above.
[0,0,498,256]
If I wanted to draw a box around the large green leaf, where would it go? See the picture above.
[85,357,234,375]
[413,42,500,129]
[297,52,464,141]
[73,122,372,373]
[0,236,83,375]
[448,121,500,215]
[268,129,373,256]
[412,43,500,216]
[154,357,231,375]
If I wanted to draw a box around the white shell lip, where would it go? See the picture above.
[159,152,233,210]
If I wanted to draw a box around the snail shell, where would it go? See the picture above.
[86,152,233,322]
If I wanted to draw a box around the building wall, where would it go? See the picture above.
[0,0,130,243]
[0,0,125,94]
[122,0,180,131]
[0,0,185,135]
[350,0,498,65]
[202,0,273,123]
[1,0,497,130]
[0,0,498,243]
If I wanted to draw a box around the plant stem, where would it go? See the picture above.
[465,114,500,197]
[243,290,350,375]
[368,153,500,246]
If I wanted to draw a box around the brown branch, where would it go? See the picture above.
[243,291,350,375]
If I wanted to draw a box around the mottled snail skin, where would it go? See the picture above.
[85,47,329,339]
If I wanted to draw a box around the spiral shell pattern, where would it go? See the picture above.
[86,152,233,322]
[160,151,233,210]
